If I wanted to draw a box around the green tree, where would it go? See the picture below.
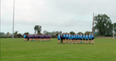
[24,32,29,35]
[17,33,23,38]
[70,31,75,35]
[94,14,113,36]
[78,32,83,34]
[14,31,18,36]
[34,25,42,34]
[114,23,116,33]
[85,31,90,34]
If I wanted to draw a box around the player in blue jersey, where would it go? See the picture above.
[78,34,80,44]
[58,34,61,43]
[65,33,69,44]
[24,34,27,41]
[72,34,75,44]
[75,34,78,44]
[89,33,92,44]
[63,33,66,44]
[68,34,71,44]
[86,34,88,44]
[80,33,83,44]
[83,34,86,44]
[92,33,94,44]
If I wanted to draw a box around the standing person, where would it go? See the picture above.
[37,34,40,41]
[33,34,36,41]
[32,34,34,41]
[42,34,45,41]
[49,35,51,41]
[75,34,78,44]
[46,35,48,41]
[83,34,86,44]
[89,33,92,44]
[60,33,63,44]
[72,34,75,44]
[39,34,42,41]
[86,34,89,44]
[27,34,29,41]
[65,33,69,44]
[58,34,61,44]
[68,34,71,44]
[80,34,83,44]
[24,34,27,41]
[36,34,38,41]
[29,34,32,41]
[78,34,80,44]
[63,33,66,44]
[92,33,94,44]
[44,35,47,41]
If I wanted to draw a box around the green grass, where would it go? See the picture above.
[1,38,116,61]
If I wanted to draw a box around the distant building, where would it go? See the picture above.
[0,32,4,36]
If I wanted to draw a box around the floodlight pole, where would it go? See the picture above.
[12,0,15,38]
[0,0,2,33]
[92,13,94,34]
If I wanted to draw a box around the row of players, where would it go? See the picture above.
[57,33,94,44]
[24,34,51,41]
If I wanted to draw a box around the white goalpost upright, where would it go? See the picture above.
[113,23,116,39]
[113,23,114,39]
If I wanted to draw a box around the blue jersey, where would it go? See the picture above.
[75,35,78,39]
[63,34,66,38]
[83,35,86,39]
[71,35,73,39]
[89,35,92,39]
[73,35,76,39]
[86,35,88,39]
[71,35,74,39]
[92,35,94,38]
[24,35,26,38]
[78,35,80,39]
[58,35,60,39]
[68,35,71,39]
[65,34,69,38]
[80,35,83,39]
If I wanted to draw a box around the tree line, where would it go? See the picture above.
[0,14,116,38]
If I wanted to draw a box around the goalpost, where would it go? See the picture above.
[113,23,116,39]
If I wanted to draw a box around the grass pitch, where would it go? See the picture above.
[1,38,116,61]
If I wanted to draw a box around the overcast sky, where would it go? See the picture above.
[1,0,116,34]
